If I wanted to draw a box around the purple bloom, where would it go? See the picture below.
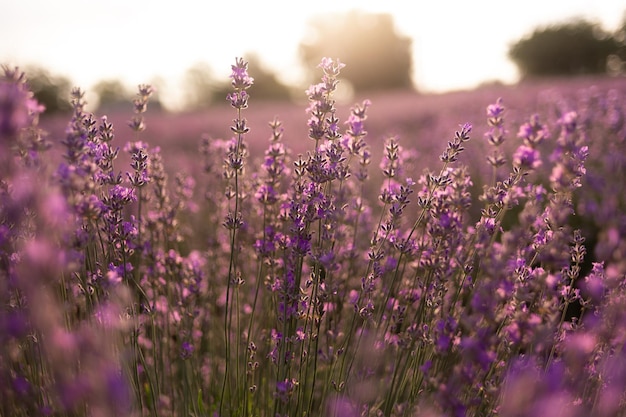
[486,98,505,121]
[230,57,254,90]
[558,111,578,133]
[0,79,43,138]
[227,90,250,109]
[109,184,137,205]
[517,114,550,146]
[181,341,194,359]
[582,262,606,302]
[513,144,542,170]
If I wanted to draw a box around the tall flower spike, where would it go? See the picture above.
[319,57,346,92]
[440,123,471,163]
[485,98,507,170]
[128,84,154,133]
[227,57,254,110]
[306,57,344,143]
[221,58,253,416]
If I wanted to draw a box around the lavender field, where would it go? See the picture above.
[2,58,626,417]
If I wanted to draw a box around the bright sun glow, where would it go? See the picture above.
[1,0,624,109]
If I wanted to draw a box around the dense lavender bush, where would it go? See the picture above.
[2,58,626,417]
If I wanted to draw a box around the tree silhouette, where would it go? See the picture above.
[93,79,131,111]
[24,66,72,115]
[182,62,217,110]
[299,11,414,92]
[609,13,626,74]
[509,19,620,78]
[245,54,292,101]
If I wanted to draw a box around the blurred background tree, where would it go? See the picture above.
[93,79,131,112]
[607,13,626,75]
[244,53,292,101]
[508,19,621,78]
[299,11,414,93]
[24,66,72,115]
[182,62,217,110]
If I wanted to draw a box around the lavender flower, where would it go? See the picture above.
[513,144,542,170]
[128,84,154,132]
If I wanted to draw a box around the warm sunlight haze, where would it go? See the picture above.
[1,0,625,109]
[4,1,626,416]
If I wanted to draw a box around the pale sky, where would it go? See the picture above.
[1,0,624,109]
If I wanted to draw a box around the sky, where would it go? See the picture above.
[1,0,625,110]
